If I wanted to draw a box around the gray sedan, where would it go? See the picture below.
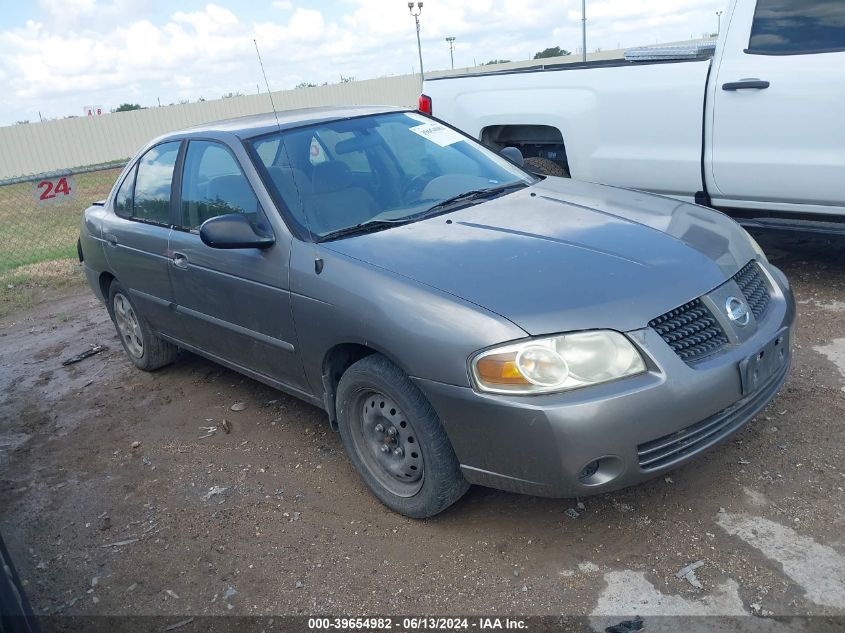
[78,106,794,518]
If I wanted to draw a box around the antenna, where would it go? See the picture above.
[253,39,281,129]
[252,39,316,244]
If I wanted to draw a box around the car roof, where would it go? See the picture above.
[174,105,408,140]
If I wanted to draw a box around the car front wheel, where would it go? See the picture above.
[108,281,177,371]
[336,354,469,518]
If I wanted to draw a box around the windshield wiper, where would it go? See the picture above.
[420,182,527,217]
[315,218,412,243]
[315,182,527,242]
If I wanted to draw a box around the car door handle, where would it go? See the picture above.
[722,79,770,91]
[171,252,189,269]
[105,234,118,248]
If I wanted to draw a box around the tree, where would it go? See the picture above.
[533,46,571,59]
[221,92,244,99]
[339,75,355,83]
[482,59,511,65]
[114,103,142,112]
[296,82,318,89]
[15,120,30,125]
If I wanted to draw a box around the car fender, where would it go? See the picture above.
[289,240,528,397]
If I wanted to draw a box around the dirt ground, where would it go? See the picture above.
[1,231,844,627]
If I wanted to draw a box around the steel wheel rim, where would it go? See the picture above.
[113,293,144,358]
[349,390,424,498]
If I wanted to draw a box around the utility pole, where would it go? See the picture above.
[408,3,424,82]
[581,0,587,63]
[716,10,723,34]
[445,36,456,69]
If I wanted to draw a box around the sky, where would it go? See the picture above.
[0,0,728,126]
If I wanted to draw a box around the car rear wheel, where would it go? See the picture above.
[336,354,469,518]
[523,156,570,178]
[108,281,177,371]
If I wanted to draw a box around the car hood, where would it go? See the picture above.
[321,178,758,335]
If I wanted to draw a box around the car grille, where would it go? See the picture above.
[650,261,772,364]
[733,261,770,319]
[648,299,728,363]
[637,360,788,471]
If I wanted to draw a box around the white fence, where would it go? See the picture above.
[0,74,423,180]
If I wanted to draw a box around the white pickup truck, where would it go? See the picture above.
[422,0,845,230]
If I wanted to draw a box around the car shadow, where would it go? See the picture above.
[751,228,845,275]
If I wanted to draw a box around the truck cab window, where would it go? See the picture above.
[748,0,845,55]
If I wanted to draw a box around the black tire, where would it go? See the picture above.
[523,156,570,178]
[336,354,469,518]
[107,281,177,371]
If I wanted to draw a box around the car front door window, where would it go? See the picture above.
[179,140,263,230]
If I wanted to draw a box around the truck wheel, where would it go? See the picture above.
[523,156,570,178]
[336,354,469,518]
[107,281,178,371]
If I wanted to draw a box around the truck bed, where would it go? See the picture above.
[426,58,712,201]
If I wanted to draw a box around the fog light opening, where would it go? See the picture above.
[577,456,624,487]
[578,460,600,481]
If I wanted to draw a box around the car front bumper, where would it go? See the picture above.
[413,262,796,498]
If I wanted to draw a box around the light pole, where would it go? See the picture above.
[716,10,723,34]
[445,36,456,69]
[408,2,424,80]
[581,0,587,63]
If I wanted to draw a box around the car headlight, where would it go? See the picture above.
[744,229,768,263]
[470,331,647,395]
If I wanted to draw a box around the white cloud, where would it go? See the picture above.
[0,0,728,125]
[287,8,326,40]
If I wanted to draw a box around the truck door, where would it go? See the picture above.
[709,0,845,210]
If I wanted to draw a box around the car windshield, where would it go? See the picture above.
[249,111,534,240]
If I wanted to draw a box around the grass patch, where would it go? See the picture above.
[0,258,86,319]
[0,168,121,273]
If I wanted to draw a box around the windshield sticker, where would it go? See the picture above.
[409,122,464,147]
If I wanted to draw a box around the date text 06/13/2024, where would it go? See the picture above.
[307,617,527,630]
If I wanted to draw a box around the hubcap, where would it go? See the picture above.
[113,293,144,358]
[350,391,424,497]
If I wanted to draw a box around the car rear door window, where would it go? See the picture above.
[113,166,136,218]
[179,141,260,230]
[748,0,845,55]
[132,142,181,224]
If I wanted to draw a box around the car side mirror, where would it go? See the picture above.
[199,214,275,249]
[500,146,524,167]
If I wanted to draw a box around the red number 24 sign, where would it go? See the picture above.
[35,176,76,204]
